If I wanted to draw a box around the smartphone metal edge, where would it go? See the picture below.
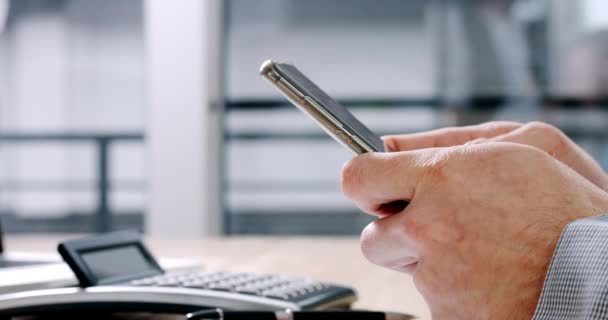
[259,60,374,155]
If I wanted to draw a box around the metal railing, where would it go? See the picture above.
[0,133,145,233]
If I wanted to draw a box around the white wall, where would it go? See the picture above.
[144,0,223,236]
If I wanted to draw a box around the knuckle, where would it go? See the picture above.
[340,159,362,198]
[480,120,522,134]
[382,136,399,152]
[498,120,523,126]
[526,121,560,135]
[526,121,569,154]
[340,154,371,199]
[487,120,523,128]
[341,153,396,199]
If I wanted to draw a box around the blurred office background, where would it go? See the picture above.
[0,0,606,236]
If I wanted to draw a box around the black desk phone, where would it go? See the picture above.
[0,232,356,317]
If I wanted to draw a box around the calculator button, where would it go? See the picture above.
[262,291,288,300]
[156,282,178,287]
[208,281,237,291]
[182,282,209,289]
[303,285,318,293]
[208,285,233,291]
[154,279,180,287]
[142,279,156,285]
[235,287,261,295]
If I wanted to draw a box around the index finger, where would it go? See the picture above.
[383,121,522,152]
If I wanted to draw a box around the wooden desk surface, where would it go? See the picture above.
[5,235,431,320]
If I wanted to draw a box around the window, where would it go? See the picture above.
[0,0,145,233]
[224,0,608,235]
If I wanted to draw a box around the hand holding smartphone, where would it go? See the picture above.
[259,60,384,155]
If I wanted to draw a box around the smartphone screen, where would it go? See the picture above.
[273,63,385,152]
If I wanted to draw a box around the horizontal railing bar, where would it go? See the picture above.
[226,98,442,109]
[0,181,145,191]
[226,96,608,110]
[0,133,144,142]
[225,131,608,141]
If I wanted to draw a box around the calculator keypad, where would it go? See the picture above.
[128,271,332,301]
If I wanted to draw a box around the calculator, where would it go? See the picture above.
[0,232,356,317]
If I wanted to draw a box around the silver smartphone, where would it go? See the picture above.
[259,60,384,154]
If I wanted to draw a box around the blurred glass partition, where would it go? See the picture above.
[225,0,608,235]
[226,0,435,100]
[549,0,608,100]
[0,0,145,233]
[224,0,442,235]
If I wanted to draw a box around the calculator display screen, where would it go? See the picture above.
[81,245,161,282]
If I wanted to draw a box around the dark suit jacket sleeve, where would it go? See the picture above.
[533,215,608,319]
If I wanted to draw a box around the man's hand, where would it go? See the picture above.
[383,121,608,191]
[341,142,608,319]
